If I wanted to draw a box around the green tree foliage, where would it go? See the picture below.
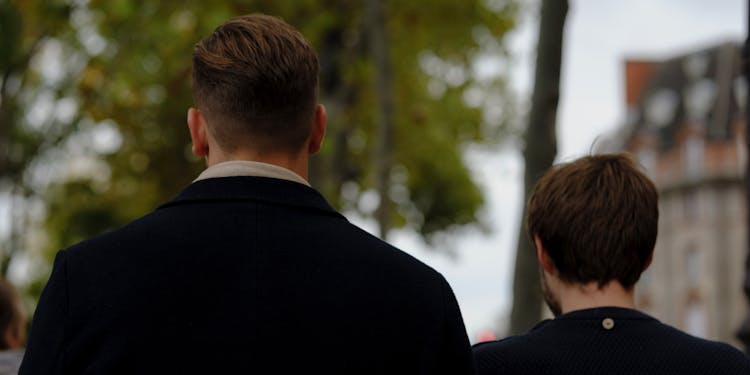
[1,0,80,273]
[2,1,517,302]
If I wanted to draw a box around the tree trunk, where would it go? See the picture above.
[311,27,358,203]
[366,0,394,239]
[509,0,568,335]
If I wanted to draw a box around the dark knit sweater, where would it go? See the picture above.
[473,307,750,375]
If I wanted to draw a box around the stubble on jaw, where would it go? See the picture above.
[540,268,562,317]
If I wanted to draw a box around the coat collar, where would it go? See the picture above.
[193,160,310,186]
[526,307,658,334]
[158,176,345,220]
[556,306,657,321]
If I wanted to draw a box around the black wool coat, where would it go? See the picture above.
[21,176,474,375]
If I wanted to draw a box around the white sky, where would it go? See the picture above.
[376,0,747,342]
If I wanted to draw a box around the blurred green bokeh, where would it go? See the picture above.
[0,0,518,313]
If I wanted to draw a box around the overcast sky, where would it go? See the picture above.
[374,0,747,342]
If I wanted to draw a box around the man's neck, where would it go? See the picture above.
[558,280,636,314]
[206,149,309,180]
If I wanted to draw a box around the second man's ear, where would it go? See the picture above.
[534,235,557,274]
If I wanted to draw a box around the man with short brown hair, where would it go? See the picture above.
[21,14,474,374]
[473,153,750,374]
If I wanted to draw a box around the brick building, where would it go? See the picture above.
[608,41,747,348]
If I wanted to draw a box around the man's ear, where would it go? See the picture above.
[534,235,556,274]
[187,107,209,157]
[307,104,327,154]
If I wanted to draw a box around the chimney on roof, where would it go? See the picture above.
[624,60,656,108]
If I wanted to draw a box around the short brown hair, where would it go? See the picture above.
[192,14,319,153]
[527,153,658,289]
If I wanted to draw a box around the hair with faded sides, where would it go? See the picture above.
[192,14,319,153]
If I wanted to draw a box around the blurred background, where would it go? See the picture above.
[1,0,748,351]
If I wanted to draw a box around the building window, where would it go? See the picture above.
[645,89,679,128]
[683,190,699,221]
[686,246,702,287]
[684,136,704,178]
[637,149,656,177]
[685,79,716,121]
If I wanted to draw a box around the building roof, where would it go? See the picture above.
[621,41,745,152]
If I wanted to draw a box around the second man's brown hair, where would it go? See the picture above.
[527,153,659,289]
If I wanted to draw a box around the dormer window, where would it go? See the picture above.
[684,79,716,121]
[684,136,704,178]
[645,88,679,128]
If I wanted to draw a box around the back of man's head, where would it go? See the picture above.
[192,14,319,154]
[527,153,658,289]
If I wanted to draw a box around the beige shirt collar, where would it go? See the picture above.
[194,160,310,186]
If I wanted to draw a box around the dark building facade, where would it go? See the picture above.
[608,42,747,348]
